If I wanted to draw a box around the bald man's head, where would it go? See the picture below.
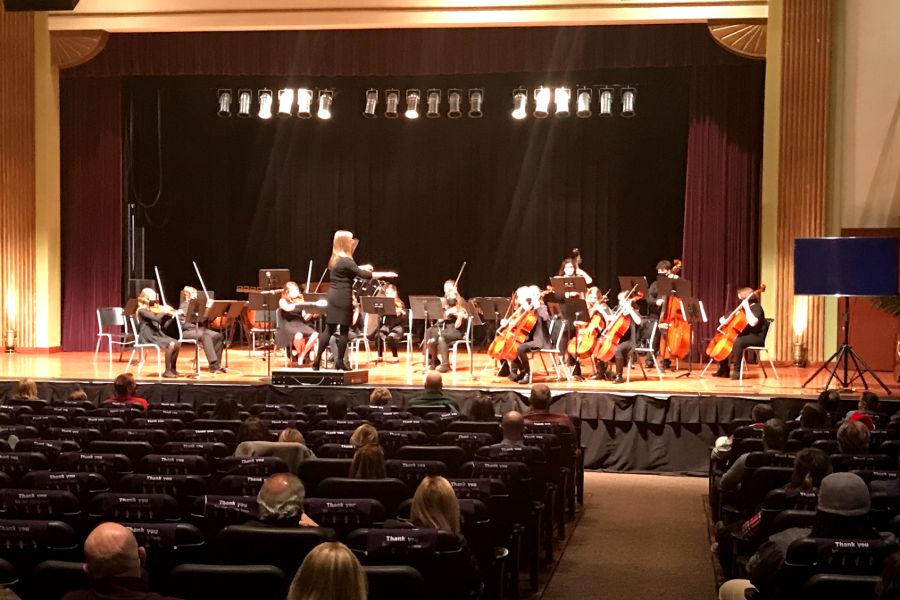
[83,523,144,580]
[501,410,525,442]
[425,372,443,393]
[258,472,306,522]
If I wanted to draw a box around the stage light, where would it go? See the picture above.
[297,88,313,119]
[575,88,591,118]
[276,88,294,118]
[621,87,636,117]
[405,89,420,119]
[217,89,233,118]
[447,89,462,119]
[257,89,273,120]
[598,88,613,117]
[317,90,333,120]
[554,87,571,118]
[426,89,441,119]
[363,89,378,118]
[237,89,252,118]
[468,89,484,118]
[385,89,400,119]
[533,86,551,118]
[511,88,528,120]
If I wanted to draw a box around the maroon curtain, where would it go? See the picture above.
[681,65,765,350]
[60,77,123,351]
[65,24,746,78]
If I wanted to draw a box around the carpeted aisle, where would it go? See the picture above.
[542,472,716,600]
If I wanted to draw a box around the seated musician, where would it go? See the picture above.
[497,286,553,384]
[178,286,226,374]
[566,286,612,381]
[609,291,644,384]
[135,287,181,378]
[425,287,468,373]
[552,257,593,299]
[714,287,766,380]
[329,290,364,370]
[277,281,319,366]
[373,283,406,363]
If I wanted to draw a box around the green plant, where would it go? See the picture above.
[872,296,900,317]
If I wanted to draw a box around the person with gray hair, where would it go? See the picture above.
[61,522,181,600]
[251,473,319,528]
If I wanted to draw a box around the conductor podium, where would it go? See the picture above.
[271,368,369,386]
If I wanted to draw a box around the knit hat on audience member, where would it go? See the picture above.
[817,472,870,516]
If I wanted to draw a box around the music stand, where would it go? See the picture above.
[473,297,510,346]
[360,296,394,364]
[617,276,649,298]
[182,298,207,379]
[221,300,247,368]
[409,296,445,371]
[258,269,291,291]
[655,277,693,299]
[676,296,707,379]
[123,298,139,316]
[550,276,587,297]
[248,292,277,379]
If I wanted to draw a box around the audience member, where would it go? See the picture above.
[409,475,461,533]
[67,388,89,405]
[349,424,379,449]
[348,443,386,479]
[368,387,392,406]
[719,472,886,600]
[713,403,775,459]
[523,384,575,435]
[500,411,526,447]
[847,391,880,420]
[61,522,181,600]
[278,427,305,444]
[103,374,148,411]
[718,419,788,492]
[326,396,349,420]
[837,419,870,454]
[236,416,272,445]
[798,402,830,429]
[251,473,318,527]
[467,392,496,422]
[286,541,367,600]
[878,550,900,600]
[407,373,459,411]
[211,396,240,420]
[10,378,39,401]
[816,389,842,426]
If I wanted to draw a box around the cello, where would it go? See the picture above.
[705,284,766,362]
[566,289,609,359]
[593,286,643,363]
[659,259,692,360]
[488,288,538,363]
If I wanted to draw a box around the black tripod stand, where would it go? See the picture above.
[803,296,890,393]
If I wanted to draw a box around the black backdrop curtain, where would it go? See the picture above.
[128,69,688,299]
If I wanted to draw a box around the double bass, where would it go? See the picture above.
[705,284,766,362]
[658,259,691,360]
[488,288,538,362]
[593,286,643,362]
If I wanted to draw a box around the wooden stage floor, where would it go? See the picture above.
[1,348,897,399]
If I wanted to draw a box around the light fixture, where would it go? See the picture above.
[217,89,232,118]
[468,89,484,118]
[511,88,528,120]
[237,89,252,118]
[276,88,294,118]
[257,89,273,120]
[575,87,591,118]
[554,87,571,117]
[296,88,313,119]
[621,87,636,117]
[598,88,613,117]
[4,328,15,354]
[404,89,420,119]
[385,89,400,119]
[426,89,441,119]
[363,89,378,118]
[447,89,462,119]
[533,87,551,118]
[317,90,333,120]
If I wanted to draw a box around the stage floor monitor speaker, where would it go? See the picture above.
[271,368,369,386]
[4,0,79,9]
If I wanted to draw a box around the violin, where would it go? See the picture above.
[593,287,643,362]
[659,259,691,360]
[566,290,609,359]
[705,284,766,362]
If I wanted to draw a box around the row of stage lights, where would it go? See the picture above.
[216,85,637,120]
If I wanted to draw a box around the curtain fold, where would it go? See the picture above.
[64,24,747,79]
[60,77,123,351]
[681,65,765,352]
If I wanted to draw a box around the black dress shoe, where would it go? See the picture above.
[612,374,625,384]
[311,361,321,371]
[162,371,178,378]
[508,372,522,383]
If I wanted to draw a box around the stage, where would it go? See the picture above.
[2,349,896,474]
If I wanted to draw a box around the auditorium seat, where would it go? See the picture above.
[54,452,133,481]
[831,453,892,472]
[216,456,289,478]
[315,477,409,517]
[378,430,429,458]
[0,425,40,441]
[0,472,11,489]
[174,429,237,446]
[215,524,336,576]
[160,441,230,463]
[90,406,144,421]
[0,557,16,587]
[800,573,881,600]
[190,419,242,433]
[107,427,170,447]
[303,497,387,538]
[214,475,266,496]
[89,492,181,523]
[138,454,211,477]
[147,408,196,422]
[315,443,356,458]
[296,458,353,495]
[20,471,109,499]
[249,403,299,416]
[0,519,79,572]
[382,419,440,437]
[315,419,371,431]
[119,473,208,508]
[73,416,126,434]
[13,438,80,460]
[438,432,496,460]
[190,494,258,535]
[367,411,413,425]
[446,421,502,443]
[782,536,897,598]
[394,446,467,475]
[354,405,399,419]
[87,440,155,463]
[386,459,449,494]
[365,565,426,600]
[131,417,186,432]
[0,489,81,522]
[18,414,69,430]
[0,452,50,481]
[26,560,89,600]
[166,563,289,600]
[125,522,205,578]
[43,427,102,446]
[259,418,308,432]
[305,430,354,450]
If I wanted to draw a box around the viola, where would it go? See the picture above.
[593,289,643,362]
[705,284,766,362]
[567,311,605,359]
[658,259,691,360]
[488,305,537,362]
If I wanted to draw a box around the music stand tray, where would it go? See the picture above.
[550,276,588,297]
[408,296,445,323]
[655,277,693,298]
[473,297,511,322]
[617,275,649,298]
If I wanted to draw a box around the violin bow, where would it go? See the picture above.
[154,266,168,307]
[305,260,313,293]
[192,260,210,300]
[313,268,328,293]
[452,261,467,291]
